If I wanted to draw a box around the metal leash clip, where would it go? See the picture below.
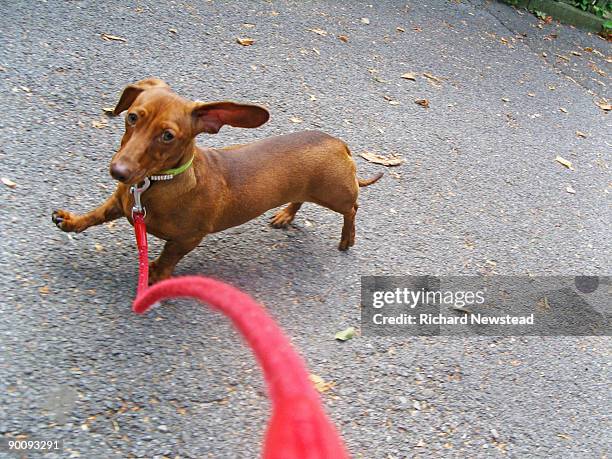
[130,177,151,218]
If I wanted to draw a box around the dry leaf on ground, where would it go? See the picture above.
[566,185,576,194]
[396,26,405,32]
[415,99,430,108]
[102,107,115,116]
[423,72,442,86]
[576,131,587,138]
[289,116,303,123]
[39,286,50,294]
[308,28,327,36]
[338,34,349,42]
[2,177,17,189]
[101,33,127,42]
[555,156,574,170]
[92,119,108,129]
[236,37,254,46]
[595,99,611,111]
[95,243,104,252]
[361,17,370,25]
[309,374,335,393]
[242,23,255,28]
[401,72,416,81]
[360,151,405,167]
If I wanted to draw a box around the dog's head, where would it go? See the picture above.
[109,78,269,184]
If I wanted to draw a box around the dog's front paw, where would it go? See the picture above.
[148,261,172,286]
[52,209,82,232]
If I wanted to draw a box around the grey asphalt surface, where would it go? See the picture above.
[1,1,610,458]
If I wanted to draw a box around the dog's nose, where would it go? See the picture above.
[110,162,131,182]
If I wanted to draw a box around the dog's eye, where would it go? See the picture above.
[127,113,138,125]
[161,130,175,143]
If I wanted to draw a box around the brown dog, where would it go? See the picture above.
[52,78,382,283]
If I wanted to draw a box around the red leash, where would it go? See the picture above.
[133,212,149,297]
[130,186,349,458]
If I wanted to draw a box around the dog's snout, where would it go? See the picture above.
[110,162,131,182]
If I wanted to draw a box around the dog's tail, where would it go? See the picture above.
[358,172,384,187]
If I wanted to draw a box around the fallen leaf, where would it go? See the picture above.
[361,17,370,25]
[570,51,581,56]
[338,34,349,42]
[388,100,400,105]
[312,48,320,55]
[101,33,127,42]
[501,97,510,102]
[91,119,108,129]
[102,107,115,116]
[555,54,569,62]
[242,23,255,28]
[308,28,327,36]
[557,433,571,440]
[2,177,16,189]
[309,94,317,101]
[236,37,254,46]
[168,28,177,34]
[576,131,587,138]
[559,107,567,113]
[413,26,422,32]
[566,185,576,194]
[39,286,50,294]
[555,156,574,170]
[595,100,611,111]
[396,26,405,32]
[401,72,416,81]
[422,72,442,85]
[335,327,355,341]
[415,99,430,108]
[94,243,104,252]
[309,374,335,393]
[289,116,303,123]
[527,93,535,97]
[360,151,404,167]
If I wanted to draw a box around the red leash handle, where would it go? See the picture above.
[133,276,350,459]
[133,212,149,297]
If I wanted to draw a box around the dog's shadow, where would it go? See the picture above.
[52,208,342,306]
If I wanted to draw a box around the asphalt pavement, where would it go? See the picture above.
[1,1,610,458]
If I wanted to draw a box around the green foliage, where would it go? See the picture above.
[564,0,612,18]
[534,9,548,19]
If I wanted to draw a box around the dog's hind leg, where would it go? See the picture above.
[270,202,303,228]
[339,204,357,251]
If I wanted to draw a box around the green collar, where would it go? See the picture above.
[149,155,194,181]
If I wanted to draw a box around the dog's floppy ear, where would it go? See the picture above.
[191,101,270,135]
[113,78,169,116]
